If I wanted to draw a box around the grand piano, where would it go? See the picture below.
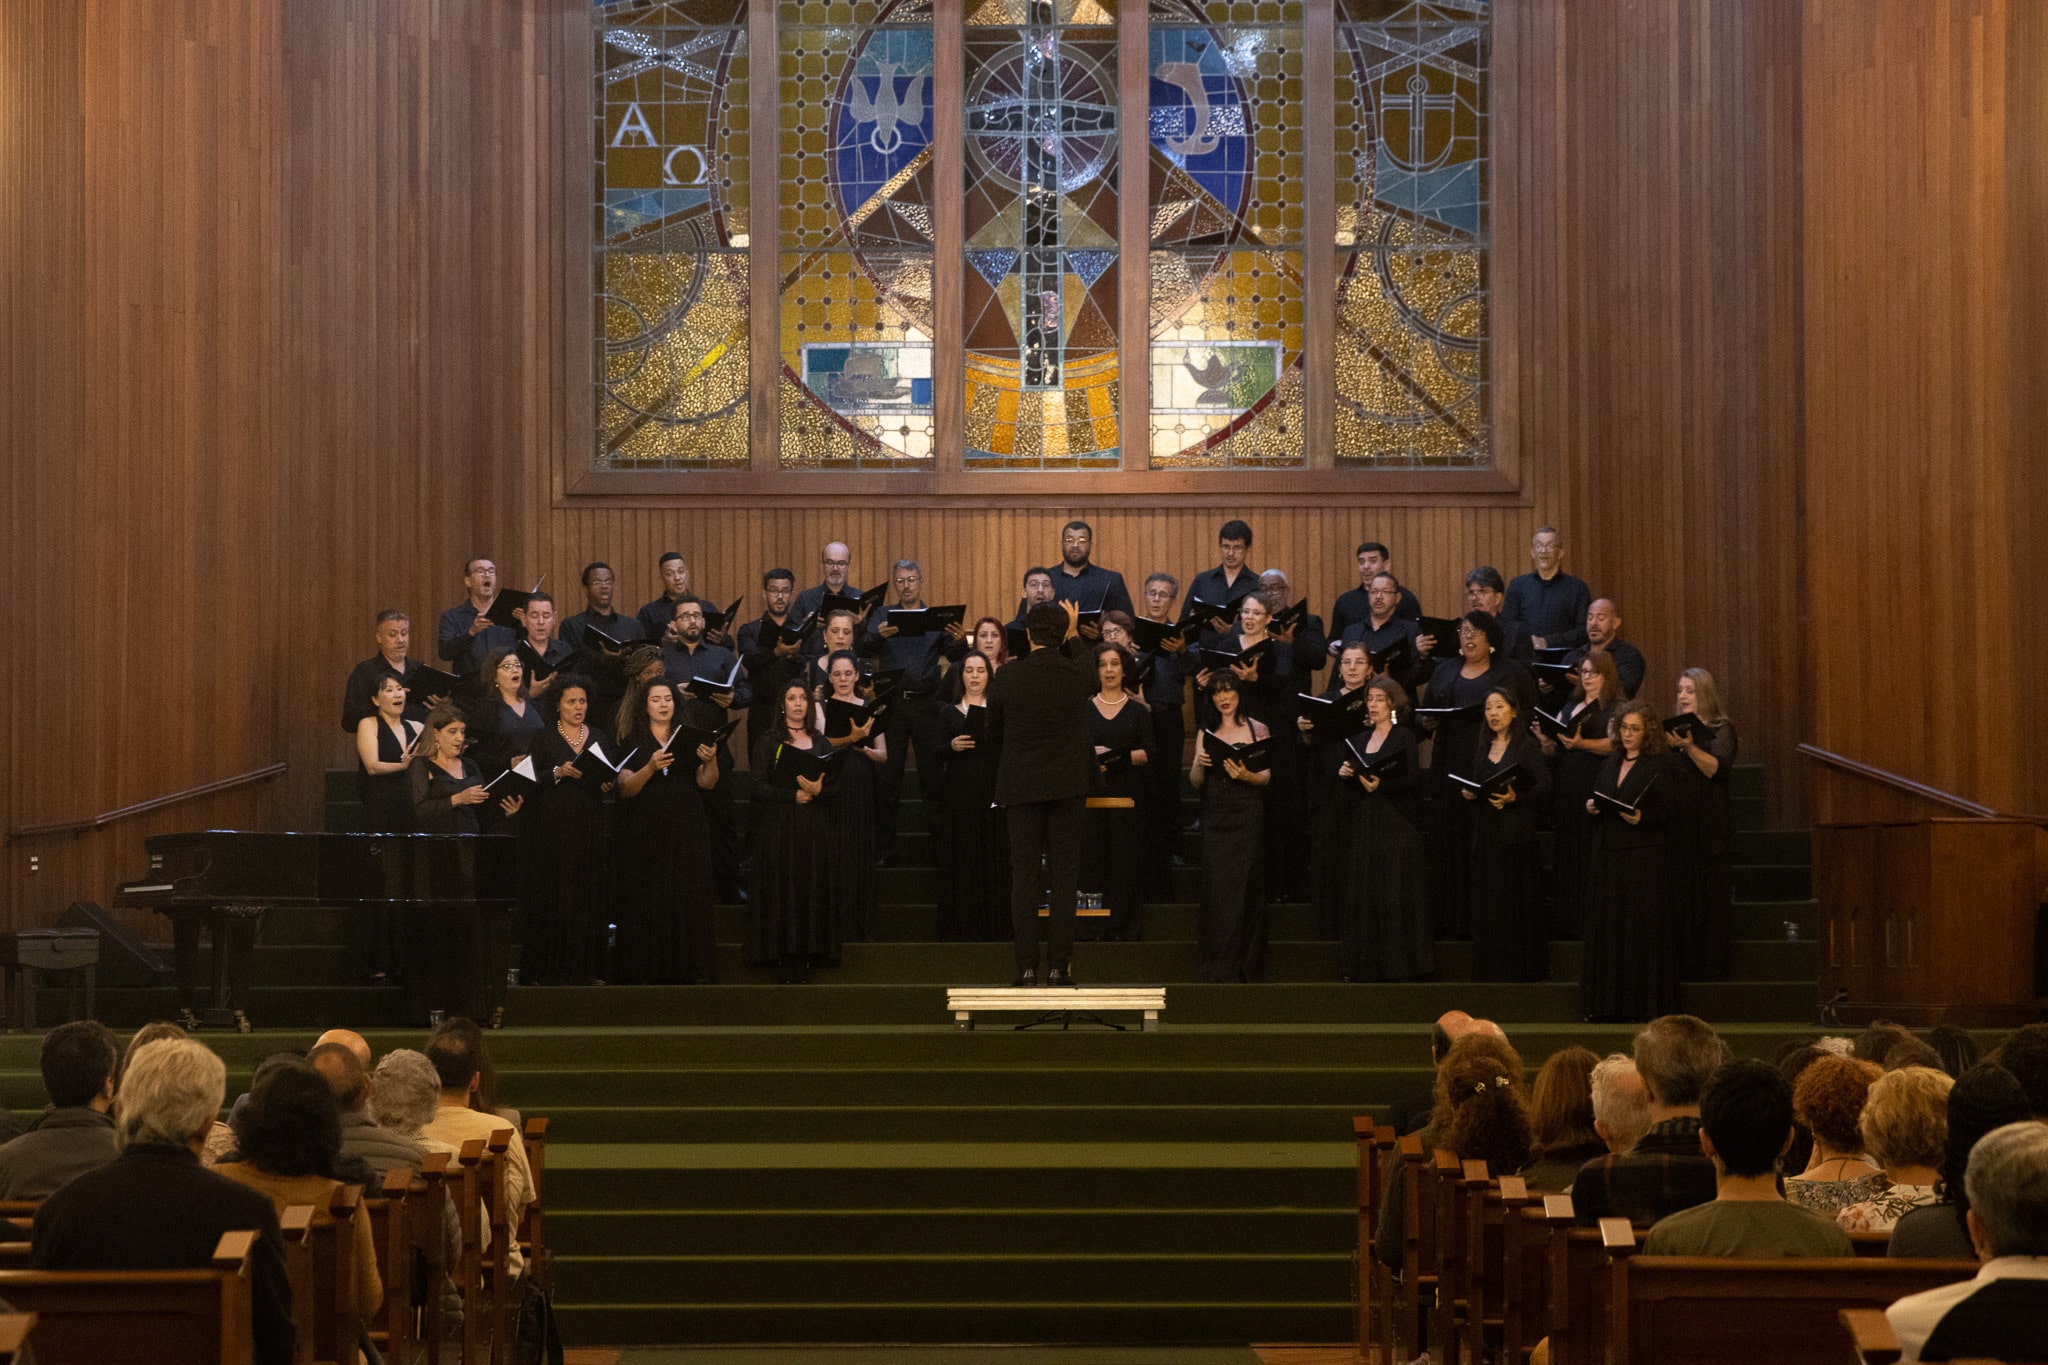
[117,830,517,1031]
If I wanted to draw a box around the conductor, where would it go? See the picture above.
[988,599,1098,987]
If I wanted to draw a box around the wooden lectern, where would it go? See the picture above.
[1814,818,2042,1026]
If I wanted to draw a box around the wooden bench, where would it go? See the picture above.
[0,1228,258,1365]
[1600,1224,1978,1365]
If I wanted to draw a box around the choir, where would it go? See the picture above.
[341,522,1739,1022]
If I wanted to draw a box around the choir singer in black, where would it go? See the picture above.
[987,600,1098,987]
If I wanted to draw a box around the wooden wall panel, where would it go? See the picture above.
[1801,0,2044,822]
[3,0,1812,933]
[1,0,286,934]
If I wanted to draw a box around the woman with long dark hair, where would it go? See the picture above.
[1579,700,1677,1021]
[524,674,611,985]
[1190,674,1269,982]
[936,650,1008,941]
[1333,677,1433,981]
[1668,666,1740,980]
[1534,650,1618,939]
[614,678,721,983]
[1464,686,1552,981]
[749,679,838,981]
[1079,642,1154,942]
[818,648,886,942]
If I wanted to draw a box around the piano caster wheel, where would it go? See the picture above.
[234,1011,252,1035]
[489,1006,506,1031]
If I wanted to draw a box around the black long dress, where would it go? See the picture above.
[1671,719,1740,980]
[1580,751,1677,1021]
[1197,722,1268,983]
[935,701,1009,941]
[1079,696,1155,942]
[524,724,611,985]
[1466,730,1555,982]
[1305,684,1370,941]
[1337,723,1435,981]
[1546,698,1614,939]
[353,715,421,982]
[819,698,882,943]
[613,730,718,984]
[747,728,838,972]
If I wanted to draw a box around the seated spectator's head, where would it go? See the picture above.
[1991,1022,2048,1116]
[1880,1037,1945,1072]
[313,1029,372,1069]
[1851,1022,1914,1066]
[1792,1054,1881,1158]
[1590,1053,1653,1154]
[231,1056,342,1180]
[1858,1066,1952,1175]
[1429,1034,1533,1177]
[1925,1023,1980,1079]
[1529,1045,1601,1158]
[309,1041,372,1115]
[1940,1064,2031,1213]
[1633,1015,1728,1111]
[116,1038,225,1152]
[371,1050,441,1137]
[41,1019,120,1111]
[1964,1120,2048,1259]
[1698,1059,1795,1180]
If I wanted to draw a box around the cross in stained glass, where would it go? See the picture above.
[966,5,1118,390]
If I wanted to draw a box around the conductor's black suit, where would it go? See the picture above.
[987,630,1100,975]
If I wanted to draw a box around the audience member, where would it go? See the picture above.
[1838,1066,1952,1233]
[1786,1055,1885,1214]
[1520,1046,1606,1191]
[215,1056,382,1316]
[422,1027,533,1275]
[1642,1059,1854,1257]
[310,1040,427,1176]
[1889,1063,2031,1261]
[1924,1023,1980,1079]
[1886,1121,2048,1364]
[31,1038,293,1365]
[1589,1053,1653,1156]
[1570,1014,1725,1226]
[0,1020,120,1200]
[1990,1021,2048,1116]
[123,1020,236,1163]
[1374,1033,1533,1269]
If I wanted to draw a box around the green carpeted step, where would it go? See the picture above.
[552,1301,1354,1346]
[551,1250,1350,1305]
[547,1207,1351,1258]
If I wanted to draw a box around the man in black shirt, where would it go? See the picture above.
[864,559,969,865]
[1502,525,1593,650]
[1463,566,1535,664]
[637,551,711,643]
[663,599,752,901]
[438,556,518,675]
[989,601,1098,987]
[1186,518,1259,645]
[1328,540,1422,643]
[1046,520,1133,626]
[737,568,807,745]
[1565,598,1647,699]
[341,610,435,732]
[561,561,645,729]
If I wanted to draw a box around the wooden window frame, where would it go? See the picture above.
[560,0,1520,509]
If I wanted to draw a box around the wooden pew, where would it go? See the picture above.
[1350,1117,1396,1354]
[519,1116,551,1292]
[0,1313,34,1365]
[1601,1222,1978,1365]
[0,1228,259,1365]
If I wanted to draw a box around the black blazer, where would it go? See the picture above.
[987,638,1101,806]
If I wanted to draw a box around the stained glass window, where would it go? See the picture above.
[597,1,753,467]
[779,0,938,468]
[1146,1,1306,468]
[1333,0,1489,465]
[589,0,1491,476]
[963,1,1122,469]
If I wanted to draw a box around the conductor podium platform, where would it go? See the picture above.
[11,761,1852,1348]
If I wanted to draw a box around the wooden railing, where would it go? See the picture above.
[6,763,287,841]
[1795,743,2043,821]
